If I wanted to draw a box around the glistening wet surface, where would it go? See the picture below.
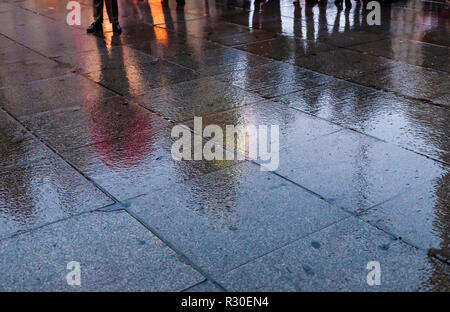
[0,0,448,291]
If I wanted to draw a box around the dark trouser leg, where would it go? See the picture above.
[93,0,104,22]
[105,0,119,24]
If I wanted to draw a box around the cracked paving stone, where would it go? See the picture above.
[213,61,334,98]
[217,217,450,291]
[126,162,349,277]
[0,155,113,239]
[271,129,448,213]
[0,210,204,291]
[132,77,265,122]
[0,74,117,118]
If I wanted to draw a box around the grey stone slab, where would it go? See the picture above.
[409,30,450,48]
[0,110,50,170]
[207,29,278,47]
[20,96,170,151]
[0,210,204,291]
[349,38,450,72]
[159,17,252,39]
[0,57,71,87]
[293,48,400,81]
[0,35,48,65]
[54,45,161,75]
[132,78,265,122]
[361,173,450,261]
[183,100,342,158]
[127,162,349,277]
[213,61,334,98]
[131,36,273,76]
[274,87,450,164]
[272,129,447,213]
[354,63,450,105]
[0,11,114,58]
[183,280,223,292]
[272,79,378,114]
[85,58,200,96]
[61,128,239,201]
[0,74,117,118]
[235,37,335,62]
[0,155,113,239]
[218,217,450,291]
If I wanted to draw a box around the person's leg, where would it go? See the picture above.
[104,0,122,33]
[87,0,104,32]
[93,0,104,22]
[104,0,119,23]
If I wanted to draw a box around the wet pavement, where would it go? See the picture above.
[0,0,449,291]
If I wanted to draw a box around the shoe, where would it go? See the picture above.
[86,20,103,33]
[112,23,122,34]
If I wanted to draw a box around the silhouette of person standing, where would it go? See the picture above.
[87,0,122,34]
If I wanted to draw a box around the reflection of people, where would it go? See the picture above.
[87,0,122,34]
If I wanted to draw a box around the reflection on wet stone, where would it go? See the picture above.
[0,0,449,291]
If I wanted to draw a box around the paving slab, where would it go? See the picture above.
[293,48,400,81]
[0,12,113,58]
[0,210,204,291]
[354,63,450,105]
[0,57,71,88]
[217,217,450,291]
[235,37,335,62]
[0,74,117,118]
[61,127,240,201]
[183,100,342,157]
[0,35,50,65]
[85,57,200,96]
[361,173,450,262]
[274,87,450,164]
[54,45,161,75]
[20,96,170,151]
[349,38,450,72]
[131,77,265,122]
[272,78,378,112]
[0,110,50,170]
[0,155,113,239]
[183,280,223,292]
[158,17,253,39]
[127,162,349,277]
[272,129,447,213]
[213,61,334,98]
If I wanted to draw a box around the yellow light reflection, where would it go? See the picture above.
[149,1,168,44]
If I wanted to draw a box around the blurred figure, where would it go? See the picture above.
[161,0,186,7]
[87,0,122,34]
